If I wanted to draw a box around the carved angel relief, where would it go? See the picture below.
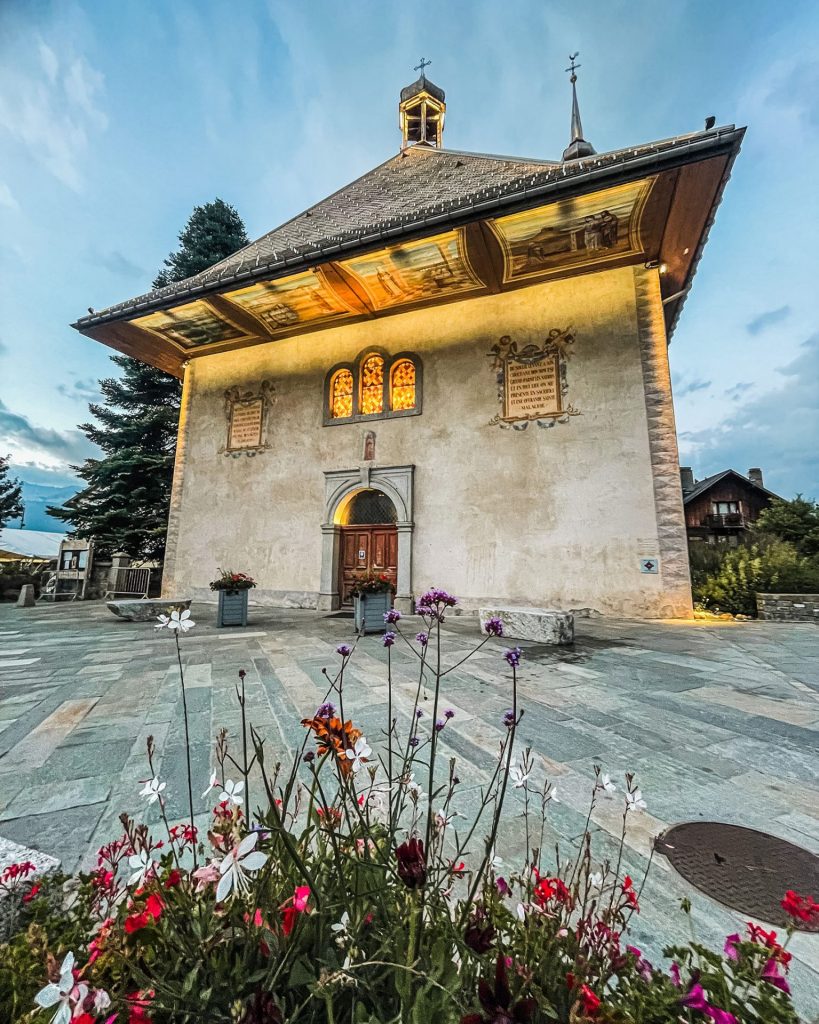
[219,380,274,457]
[487,328,580,431]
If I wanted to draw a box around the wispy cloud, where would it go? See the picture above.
[746,305,791,336]
[679,334,819,498]
[0,181,18,210]
[56,378,99,402]
[0,398,96,467]
[0,37,108,191]
[86,247,146,279]
[673,376,712,398]
[724,381,753,401]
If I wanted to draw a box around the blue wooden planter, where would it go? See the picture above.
[353,591,392,634]
[217,589,249,627]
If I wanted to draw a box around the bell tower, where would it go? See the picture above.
[399,58,446,149]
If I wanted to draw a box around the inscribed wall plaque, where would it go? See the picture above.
[504,354,561,420]
[228,398,264,450]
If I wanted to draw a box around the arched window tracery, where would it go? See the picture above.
[330,368,354,419]
[324,352,421,424]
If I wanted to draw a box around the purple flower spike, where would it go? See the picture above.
[435,718,446,732]
[384,609,401,624]
[415,631,429,647]
[415,708,423,718]
[444,708,455,720]
[502,708,515,728]
[383,631,396,647]
[504,647,522,668]
[409,736,420,747]
[483,616,504,637]
[316,701,336,719]
[336,644,352,657]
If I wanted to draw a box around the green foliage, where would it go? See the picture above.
[48,199,249,561]
[0,558,44,602]
[754,495,819,556]
[691,537,819,616]
[0,453,24,529]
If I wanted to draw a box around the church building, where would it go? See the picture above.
[73,64,744,617]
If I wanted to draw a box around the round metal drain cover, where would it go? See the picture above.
[655,822,819,932]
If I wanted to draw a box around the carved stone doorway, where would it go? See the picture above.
[319,465,414,613]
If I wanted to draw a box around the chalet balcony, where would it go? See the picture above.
[702,512,746,529]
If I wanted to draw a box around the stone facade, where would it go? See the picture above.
[162,265,693,618]
[756,594,819,621]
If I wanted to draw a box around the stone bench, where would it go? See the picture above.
[107,598,192,622]
[479,605,574,645]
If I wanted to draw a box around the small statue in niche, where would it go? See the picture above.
[363,430,376,461]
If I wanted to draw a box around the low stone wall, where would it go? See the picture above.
[756,593,819,621]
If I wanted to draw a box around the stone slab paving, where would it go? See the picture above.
[0,601,818,1016]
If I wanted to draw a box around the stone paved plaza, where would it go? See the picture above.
[0,601,818,1016]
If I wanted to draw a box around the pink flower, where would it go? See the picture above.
[670,962,682,987]
[293,885,311,912]
[723,932,741,961]
[708,1009,739,1024]
[761,958,791,994]
[192,863,220,893]
[681,983,708,1011]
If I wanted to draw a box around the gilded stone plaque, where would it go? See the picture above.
[488,329,580,431]
[220,381,273,456]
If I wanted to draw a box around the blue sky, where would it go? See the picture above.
[0,0,817,515]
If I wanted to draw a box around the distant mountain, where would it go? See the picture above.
[6,480,79,533]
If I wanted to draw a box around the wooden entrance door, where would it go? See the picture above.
[339,525,398,605]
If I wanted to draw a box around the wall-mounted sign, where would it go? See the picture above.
[487,328,580,431]
[219,381,274,457]
[640,558,660,574]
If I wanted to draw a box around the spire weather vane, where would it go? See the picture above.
[565,52,581,82]
[414,57,432,75]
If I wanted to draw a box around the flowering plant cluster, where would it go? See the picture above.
[208,569,257,591]
[348,570,396,595]
[1,591,810,1024]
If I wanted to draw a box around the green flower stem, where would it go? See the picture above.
[174,631,198,869]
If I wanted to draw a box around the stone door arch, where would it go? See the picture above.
[319,465,414,612]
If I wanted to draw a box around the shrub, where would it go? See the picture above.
[691,538,819,616]
[0,593,810,1022]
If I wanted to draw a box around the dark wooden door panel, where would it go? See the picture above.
[339,524,398,604]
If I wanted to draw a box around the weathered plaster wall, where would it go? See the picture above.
[163,264,693,617]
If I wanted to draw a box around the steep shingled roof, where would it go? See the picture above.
[682,470,781,504]
[75,124,741,331]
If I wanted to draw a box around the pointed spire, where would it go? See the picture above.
[562,53,595,161]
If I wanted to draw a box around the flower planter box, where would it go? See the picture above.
[353,590,392,634]
[217,589,249,627]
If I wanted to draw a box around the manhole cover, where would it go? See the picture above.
[655,822,819,932]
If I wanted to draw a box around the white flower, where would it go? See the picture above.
[220,778,244,806]
[510,764,530,788]
[93,989,111,1013]
[331,910,350,946]
[516,902,527,921]
[489,848,503,873]
[598,773,616,794]
[139,776,166,805]
[202,769,219,799]
[34,951,76,1024]
[216,831,268,902]
[434,807,455,830]
[589,871,604,890]
[344,736,372,774]
[127,849,157,888]
[155,608,195,632]
[625,788,647,813]
[545,785,560,804]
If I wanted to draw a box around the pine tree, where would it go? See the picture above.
[50,199,249,561]
[0,454,24,529]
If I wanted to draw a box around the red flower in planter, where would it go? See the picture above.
[782,889,819,923]
[461,956,537,1024]
[395,837,426,889]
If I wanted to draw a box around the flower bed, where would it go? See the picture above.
[0,589,812,1023]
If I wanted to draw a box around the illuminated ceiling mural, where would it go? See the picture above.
[226,270,356,332]
[339,229,483,310]
[488,177,655,284]
[134,300,244,349]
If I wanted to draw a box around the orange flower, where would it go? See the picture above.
[301,715,363,777]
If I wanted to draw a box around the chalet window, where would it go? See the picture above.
[713,501,739,515]
[324,351,422,425]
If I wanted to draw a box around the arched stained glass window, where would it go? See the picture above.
[360,354,384,415]
[330,368,354,419]
[390,358,416,411]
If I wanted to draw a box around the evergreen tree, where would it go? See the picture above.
[49,199,249,561]
[754,495,819,557]
[0,454,24,529]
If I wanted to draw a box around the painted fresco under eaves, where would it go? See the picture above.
[339,229,483,310]
[489,177,655,284]
[134,300,244,349]
[226,270,356,332]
